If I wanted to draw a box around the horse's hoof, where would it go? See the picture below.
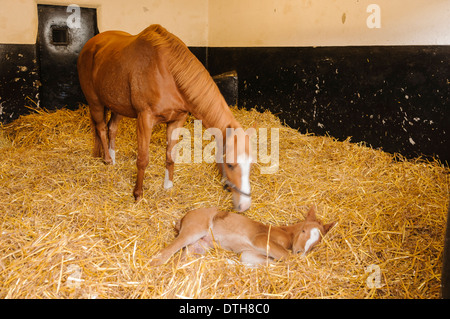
[164,181,173,190]
[133,191,143,202]
[108,148,116,165]
[103,156,113,165]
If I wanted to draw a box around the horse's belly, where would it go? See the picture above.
[104,101,138,118]
[89,42,187,120]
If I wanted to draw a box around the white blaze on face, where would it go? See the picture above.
[304,228,320,254]
[237,154,252,210]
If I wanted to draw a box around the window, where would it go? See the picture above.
[51,26,69,45]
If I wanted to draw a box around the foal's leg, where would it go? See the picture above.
[240,250,274,266]
[149,228,211,266]
[164,113,188,189]
[107,112,122,165]
[185,238,212,255]
[252,235,290,261]
[133,111,155,201]
[150,208,218,266]
[89,104,113,164]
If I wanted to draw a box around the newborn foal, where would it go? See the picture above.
[150,206,335,266]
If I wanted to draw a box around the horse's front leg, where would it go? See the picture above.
[133,111,155,201]
[107,112,122,165]
[164,113,188,189]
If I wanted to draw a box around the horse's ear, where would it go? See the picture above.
[323,221,336,235]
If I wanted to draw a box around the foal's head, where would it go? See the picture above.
[223,128,254,212]
[292,206,335,255]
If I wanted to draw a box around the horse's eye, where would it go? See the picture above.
[227,164,234,170]
[302,230,305,233]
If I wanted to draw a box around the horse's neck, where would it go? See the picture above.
[190,97,242,165]
[192,98,241,133]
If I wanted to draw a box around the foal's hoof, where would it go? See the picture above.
[149,253,165,266]
[149,258,163,267]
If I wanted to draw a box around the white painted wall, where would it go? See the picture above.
[0,0,449,46]
[0,0,209,45]
[208,0,450,46]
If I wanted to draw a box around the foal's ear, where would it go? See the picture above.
[305,205,318,221]
[323,221,336,235]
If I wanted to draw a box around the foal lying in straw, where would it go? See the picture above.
[150,206,335,266]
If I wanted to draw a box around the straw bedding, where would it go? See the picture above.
[0,103,448,299]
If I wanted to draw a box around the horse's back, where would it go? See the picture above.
[78,30,134,75]
[78,28,162,117]
[79,25,170,68]
[77,24,200,119]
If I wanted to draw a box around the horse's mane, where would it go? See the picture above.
[139,25,236,131]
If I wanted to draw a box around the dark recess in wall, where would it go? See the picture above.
[37,4,98,110]
[207,46,450,164]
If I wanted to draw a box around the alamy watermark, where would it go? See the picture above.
[170,120,279,174]
[66,4,81,29]
[367,4,381,29]
[365,264,382,288]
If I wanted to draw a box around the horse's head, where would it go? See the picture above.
[292,206,335,255]
[222,128,254,212]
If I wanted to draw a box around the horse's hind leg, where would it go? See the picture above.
[133,111,155,201]
[89,104,113,164]
[89,113,102,158]
[107,112,122,165]
[164,113,188,189]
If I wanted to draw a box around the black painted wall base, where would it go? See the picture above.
[208,46,450,164]
[1,43,449,164]
[0,44,39,123]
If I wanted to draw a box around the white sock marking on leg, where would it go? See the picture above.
[237,154,252,208]
[164,169,173,189]
[108,148,116,165]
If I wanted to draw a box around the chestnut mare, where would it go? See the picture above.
[78,25,253,211]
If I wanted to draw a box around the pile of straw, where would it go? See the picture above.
[0,103,448,298]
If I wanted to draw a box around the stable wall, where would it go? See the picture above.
[0,0,208,45]
[207,0,450,163]
[208,0,450,46]
[0,0,449,162]
[0,0,208,122]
